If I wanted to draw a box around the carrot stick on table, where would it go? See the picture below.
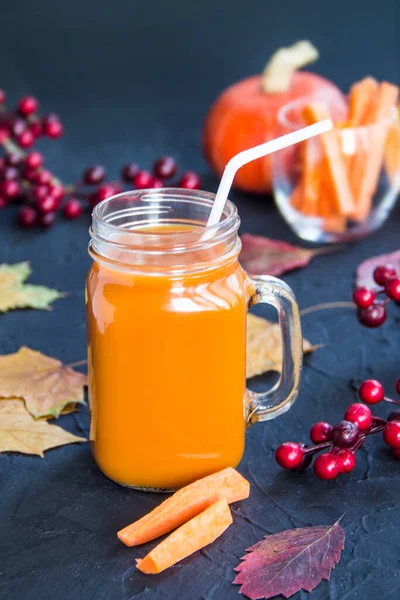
[117,467,249,547]
[136,499,233,574]
[302,103,355,217]
[352,81,399,221]
[348,77,379,126]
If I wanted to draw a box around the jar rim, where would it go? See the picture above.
[91,188,239,247]
[89,188,241,274]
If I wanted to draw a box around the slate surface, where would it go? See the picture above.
[0,1,399,598]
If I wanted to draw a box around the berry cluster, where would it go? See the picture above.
[353,264,400,327]
[275,377,400,480]
[0,90,201,229]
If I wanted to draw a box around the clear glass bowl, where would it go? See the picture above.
[272,94,400,243]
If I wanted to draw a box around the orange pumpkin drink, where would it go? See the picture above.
[87,189,302,490]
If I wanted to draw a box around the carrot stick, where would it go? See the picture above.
[290,182,303,210]
[384,118,400,184]
[318,174,347,233]
[302,103,355,216]
[136,499,233,574]
[117,467,249,547]
[348,77,379,126]
[299,139,322,216]
[352,81,399,221]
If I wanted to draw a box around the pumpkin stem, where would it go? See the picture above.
[262,40,319,94]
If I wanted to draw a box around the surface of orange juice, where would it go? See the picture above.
[86,225,250,489]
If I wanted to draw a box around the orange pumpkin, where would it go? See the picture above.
[203,41,346,194]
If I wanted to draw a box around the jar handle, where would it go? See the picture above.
[246,276,302,426]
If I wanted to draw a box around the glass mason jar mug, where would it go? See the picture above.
[86,189,302,490]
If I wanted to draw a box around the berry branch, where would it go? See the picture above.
[275,377,400,480]
[0,90,201,229]
[353,264,400,327]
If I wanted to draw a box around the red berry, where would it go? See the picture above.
[18,206,37,228]
[97,183,118,201]
[2,166,19,181]
[48,185,64,202]
[344,403,372,431]
[42,116,63,138]
[353,287,375,309]
[89,184,116,207]
[17,129,34,148]
[0,196,8,210]
[153,156,177,180]
[313,453,340,480]
[10,117,26,137]
[275,442,303,469]
[0,89,6,104]
[2,180,20,199]
[359,379,384,404]
[64,199,83,220]
[383,421,400,449]
[149,178,164,188]
[83,165,106,185]
[397,378,400,397]
[25,152,43,170]
[357,303,387,328]
[32,185,49,202]
[336,449,356,473]
[18,95,38,116]
[5,153,22,167]
[385,278,400,302]
[122,163,140,182]
[36,169,52,186]
[37,195,59,214]
[179,171,200,190]
[392,448,400,460]
[310,422,333,444]
[0,126,9,143]
[374,265,397,286]
[134,170,152,189]
[23,169,40,183]
[331,420,360,448]
[29,120,42,138]
[38,211,56,228]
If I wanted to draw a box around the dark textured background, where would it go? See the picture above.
[1,1,400,598]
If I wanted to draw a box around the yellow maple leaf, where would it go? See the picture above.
[247,313,318,379]
[0,347,88,419]
[0,398,86,457]
[0,261,63,312]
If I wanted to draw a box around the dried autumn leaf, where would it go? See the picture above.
[240,234,336,276]
[356,249,400,290]
[247,313,317,378]
[0,347,88,419]
[0,398,86,457]
[0,261,63,312]
[233,521,345,600]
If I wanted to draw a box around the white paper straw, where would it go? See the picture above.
[204,119,332,236]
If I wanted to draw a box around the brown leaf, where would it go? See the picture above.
[0,347,88,419]
[240,234,337,277]
[0,398,86,457]
[247,314,317,378]
[0,262,63,312]
[233,520,345,599]
[356,249,400,290]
